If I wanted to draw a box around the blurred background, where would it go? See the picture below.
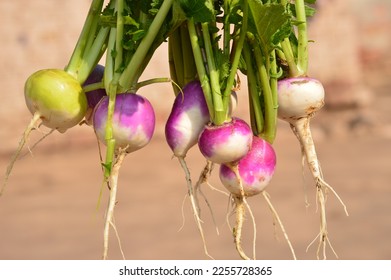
[0,0,390,260]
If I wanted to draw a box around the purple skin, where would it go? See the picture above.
[93,93,155,153]
[165,81,210,157]
[83,64,107,109]
[198,117,253,164]
[219,136,276,197]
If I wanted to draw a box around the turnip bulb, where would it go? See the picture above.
[24,69,88,133]
[93,93,155,153]
[219,136,276,197]
[277,77,325,122]
[198,117,253,164]
[165,81,210,158]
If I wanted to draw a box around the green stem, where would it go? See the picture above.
[114,0,125,74]
[77,26,110,84]
[187,19,214,121]
[104,28,116,94]
[269,49,278,142]
[103,0,125,180]
[223,1,231,57]
[103,77,119,180]
[201,22,225,125]
[295,0,308,75]
[222,1,248,116]
[253,46,276,144]
[118,0,174,90]
[243,43,264,136]
[134,77,174,90]
[180,24,197,86]
[83,81,105,93]
[169,27,185,89]
[65,0,104,79]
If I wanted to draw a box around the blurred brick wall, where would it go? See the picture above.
[1,0,390,154]
[308,0,391,108]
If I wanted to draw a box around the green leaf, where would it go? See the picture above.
[215,50,230,88]
[177,0,215,22]
[247,2,291,54]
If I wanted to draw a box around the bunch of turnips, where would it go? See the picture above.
[2,0,348,260]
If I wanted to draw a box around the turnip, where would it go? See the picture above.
[219,136,295,260]
[165,81,210,157]
[93,92,155,259]
[1,69,88,196]
[93,93,155,153]
[1,0,109,196]
[198,117,253,165]
[219,136,276,198]
[165,80,213,258]
[277,77,348,258]
[268,0,349,259]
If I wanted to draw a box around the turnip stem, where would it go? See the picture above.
[187,19,214,120]
[222,1,248,115]
[66,0,104,79]
[253,46,277,143]
[295,0,309,75]
[119,0,174,90]
[243,43,264,135]
[103,150,126,260]
[201,22,225,125]
[1,113,41,197]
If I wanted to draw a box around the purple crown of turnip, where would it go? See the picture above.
[93,93,155,153]
[219,136,276,197]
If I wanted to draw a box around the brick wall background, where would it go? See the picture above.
[1,0,390,153]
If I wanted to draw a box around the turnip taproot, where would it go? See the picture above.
[277,76,348,259]
[93,92,155,259]
[165,80,213,258]
[219,136,295,260]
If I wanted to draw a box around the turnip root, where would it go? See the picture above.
[93,92,155,259]
[219,136,295,260]
[165,81,213,258]
[278,76,348,259]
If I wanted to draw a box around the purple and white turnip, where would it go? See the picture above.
[92,92,155,259]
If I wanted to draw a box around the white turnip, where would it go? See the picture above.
[277,76,348,259]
